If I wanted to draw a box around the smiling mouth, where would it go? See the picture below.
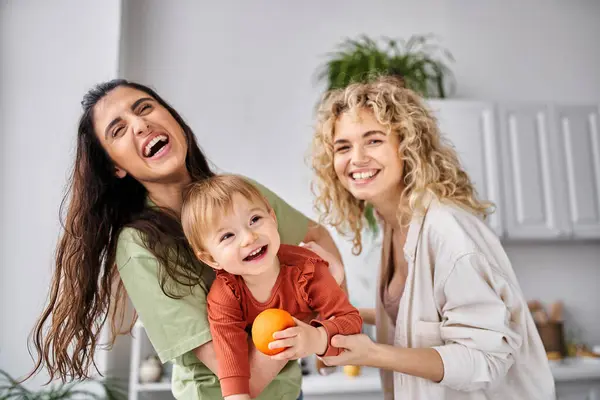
[350,170,380,181]
[144,134,170,158]
[243,245,268,262]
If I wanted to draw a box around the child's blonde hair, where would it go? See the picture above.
[181,175,272,254]
[311,76,494,255]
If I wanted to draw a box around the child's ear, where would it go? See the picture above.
[196,250,221,270]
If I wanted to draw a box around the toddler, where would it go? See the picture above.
[181,175,362,400]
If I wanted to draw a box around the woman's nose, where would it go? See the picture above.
[131,117,150,136]
[351,146,369,165]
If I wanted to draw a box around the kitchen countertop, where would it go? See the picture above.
[550,357,600,382]
[302,367,381,395]
[301,358,600,395]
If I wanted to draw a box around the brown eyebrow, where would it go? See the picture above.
[104,97,154,139]
[333,130,385,145]
[131,97,153,111]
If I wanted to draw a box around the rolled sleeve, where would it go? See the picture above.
[310,319,341,356]
[433,253,522,392]
[308,261,362,357]
[220,376,250,398]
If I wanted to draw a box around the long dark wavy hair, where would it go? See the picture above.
[27,79,214,382]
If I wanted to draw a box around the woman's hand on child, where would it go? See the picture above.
[301,241,345,286]
[268,317,328,360]
[319,333,376,367]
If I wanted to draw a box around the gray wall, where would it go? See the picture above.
[120,0,600,344]
[1,0,599,390]
[0,0,121,387]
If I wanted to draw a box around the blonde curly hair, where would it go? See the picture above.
[311,76,493,255]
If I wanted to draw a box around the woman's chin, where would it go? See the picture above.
[145,160,189,183]
[348,187,375,202]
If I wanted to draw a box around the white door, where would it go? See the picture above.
[554,105,600,238]
[498,104,569,239]
[429,100,503,237]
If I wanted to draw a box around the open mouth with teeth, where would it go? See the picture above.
[350,170,380,181]
[144,134,170,158]
[243,245,268,262]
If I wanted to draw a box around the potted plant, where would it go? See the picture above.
[0,369,127,400]
[316,34,454,97]
[314,34,455,234]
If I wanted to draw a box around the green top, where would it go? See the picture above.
[116,178,310,400]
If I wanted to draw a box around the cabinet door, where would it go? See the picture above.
[498,104,569,239]
[555,105,600,238]
[430,100,503,237]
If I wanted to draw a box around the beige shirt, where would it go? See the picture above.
[375,197,555,400]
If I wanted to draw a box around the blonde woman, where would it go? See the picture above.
[310,76,555,399]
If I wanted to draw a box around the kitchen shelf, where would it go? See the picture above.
[129,321,173,399]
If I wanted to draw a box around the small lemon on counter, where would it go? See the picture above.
[343,365,361,377]
[546,351,562,361]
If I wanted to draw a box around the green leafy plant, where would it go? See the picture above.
[315,34,455,234]
[316,34,455,98]
[0,369,127,400]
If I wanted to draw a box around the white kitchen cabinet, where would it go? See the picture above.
[498,104,570,239]
[428,100,504,237]
[427,101,600,241]
[554,105,600,239]
[553,358,600,399]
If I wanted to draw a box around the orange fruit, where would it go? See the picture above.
[252,308,296,355]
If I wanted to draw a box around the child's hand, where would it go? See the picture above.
[268,317,328,360]
[301,241,345,286]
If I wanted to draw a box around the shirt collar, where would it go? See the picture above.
[403,192,435,262]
